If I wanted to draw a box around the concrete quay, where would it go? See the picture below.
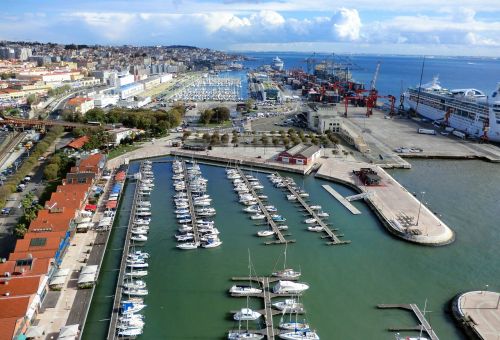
[452,291,500,340]
[107,141,454,246]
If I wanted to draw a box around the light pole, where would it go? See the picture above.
[416,191,425,226]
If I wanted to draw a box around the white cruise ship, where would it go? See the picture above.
[272,56,284,71]
[404,77,500,142]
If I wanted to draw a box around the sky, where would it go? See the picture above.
[2,0,500,56]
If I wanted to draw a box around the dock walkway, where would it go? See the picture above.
[182,160,200,244]
[377,303,439,340]
[235,167,293,245]
[107,162,143,340]
[230,276,301,339]
[321,184,361,215]
[278,175,349,245]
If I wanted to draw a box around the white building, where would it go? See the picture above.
[117,83,144,99]
[92,94,119,108]
[116,74,134,88]
[108,127,144,145]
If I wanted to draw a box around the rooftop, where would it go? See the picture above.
[66,135,89,149]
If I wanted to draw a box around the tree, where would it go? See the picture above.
[272,137,280,146]
[210,133,220,145]
[261,134,269,146]
[221,133,229,144]
[14,223,27,238]
[231,135,239,144]
[252,136,259,145]
[85,108,106,123]
[44,163,59,180]
[202,132,210,142]
[282,137,290,147]
[26,94,37,106]
[212,106,230,123]
[182,131,191,141]
[244,99,255,112]
[199,109,213,125]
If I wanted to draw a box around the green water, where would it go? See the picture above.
[83,159,500,339]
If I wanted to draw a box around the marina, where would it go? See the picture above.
[171,75,243,102]
[231,166,294,245]
[269,173,349,245]
[108,161,154,339]
[377,303,439,340]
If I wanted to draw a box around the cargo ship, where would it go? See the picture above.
[272,56,284,71]
[404,77,500,142]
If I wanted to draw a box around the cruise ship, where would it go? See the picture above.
[272,56,284,71]
[405,77,500,142]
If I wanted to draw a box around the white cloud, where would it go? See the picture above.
[331,8,361,41]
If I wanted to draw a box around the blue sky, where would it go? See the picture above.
[2,0,500,56]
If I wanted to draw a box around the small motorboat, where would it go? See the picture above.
[310,205,321,210]
[176,242,199,250]
[251,213,266,220]
[279,322,309,331]
[229,285,262,295]
[125,270,148,278]
[307,226,323,232]
[278,330,319,339]
[273,281,309,294]
[257,230,274,237]
[304,218,317,224]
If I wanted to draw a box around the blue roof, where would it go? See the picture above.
[119,82,143,91]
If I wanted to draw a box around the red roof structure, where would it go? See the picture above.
[66,136,89,150]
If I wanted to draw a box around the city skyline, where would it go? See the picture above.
[1,0,500,56]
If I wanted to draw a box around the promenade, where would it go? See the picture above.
[452,291,500,339]
[106,141,454,245]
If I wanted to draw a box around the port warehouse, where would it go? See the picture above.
[276,143,321,165]
[0,152,117,340]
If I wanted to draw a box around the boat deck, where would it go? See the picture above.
[182,160,201,244]
[377,303,439,340]
[230,276,304,339]
[277,175,350,245]
[321,184,362,215]
[235,167,294,245]
[107,162,144,340]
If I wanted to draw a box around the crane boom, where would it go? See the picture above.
[370,61,381,90]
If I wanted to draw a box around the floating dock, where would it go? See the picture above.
[229,276,303,339]
[107,162,143,340]
[377,303,439,340]
[182,160,201,244]
[235,167,294,245]
[277,175,350,245]
[321,184,362,215]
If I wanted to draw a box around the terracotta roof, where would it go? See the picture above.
[0,295,31,319]
[0,258,51,277]
[28,208,77,233]
[45,183,89,210]
[0,318,19,340]
[66,136,89,149]
[67,97,92,106]
[0,276,43,297]
[13,235,63,253]
[71,153,105,175]
[9,250,57,261]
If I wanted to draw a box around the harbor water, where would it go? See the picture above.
[83,158,500,339]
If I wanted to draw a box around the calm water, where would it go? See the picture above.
[83,158,500,339]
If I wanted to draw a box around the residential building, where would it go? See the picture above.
[66,97,94,114]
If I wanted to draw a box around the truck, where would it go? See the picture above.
[418,128,436,135]
[452,130,466,139]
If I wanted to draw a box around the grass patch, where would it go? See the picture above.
[108,144,141,159]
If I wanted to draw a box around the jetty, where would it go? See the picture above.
[377,303,439,340]
[235,166,294,245]
[277,175,350,245]
[321,184,362,215]
[229,276,303,339]
[182,160,201,244]
[107,162,143,340]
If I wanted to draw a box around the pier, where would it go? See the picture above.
[182,160,201,244]
[107,162,143,340]
[235,166,294,245]
[377,303,439,340]
[229,276,303,339]
[321,184,362,215]
[278,175,350,245]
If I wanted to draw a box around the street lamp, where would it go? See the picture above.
[416,191,426,226]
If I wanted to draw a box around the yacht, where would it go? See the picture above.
[304,218,317,224]
[131,235,148,242]
[257,230,274,237]
[202,238,222,248]
[307,226,323,232]
[287,194,297,201]
[310,205,321,210]
[122,288,148,296]
[117,328,143,337]
[273,299,304,313]
[125,270,148,278]
[316,211,329,217]
[123,280,147,289]
[273,281,309,294]
[233,308,261,321]
[251,214,266,220]
[279,331,320,339]
[176,242,199,250]
[229,285,263,295]
[228,331,264,339]
[272,245,301,279]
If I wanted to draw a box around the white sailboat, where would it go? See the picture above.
[272,243,301,279]
[279,330,319,339]
[233,308,261,321]
[273,281,309,294]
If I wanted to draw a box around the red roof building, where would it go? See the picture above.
[276,143,321,166]
[66,135,89,150]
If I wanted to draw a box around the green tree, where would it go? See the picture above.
[272,137,279,146]
[14,223,27,238]
[44,163,59,180]
[231,135,239,144]
[202,132,211,142]
[200,109,213,125]
[26,94,37,106]
[244,99,255,112]
[85,108,106,123]
[182,131,192,141]
[252,136,259,145]
[211,106,230,123]
[261,134,269,146]
[221,133,229,144]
